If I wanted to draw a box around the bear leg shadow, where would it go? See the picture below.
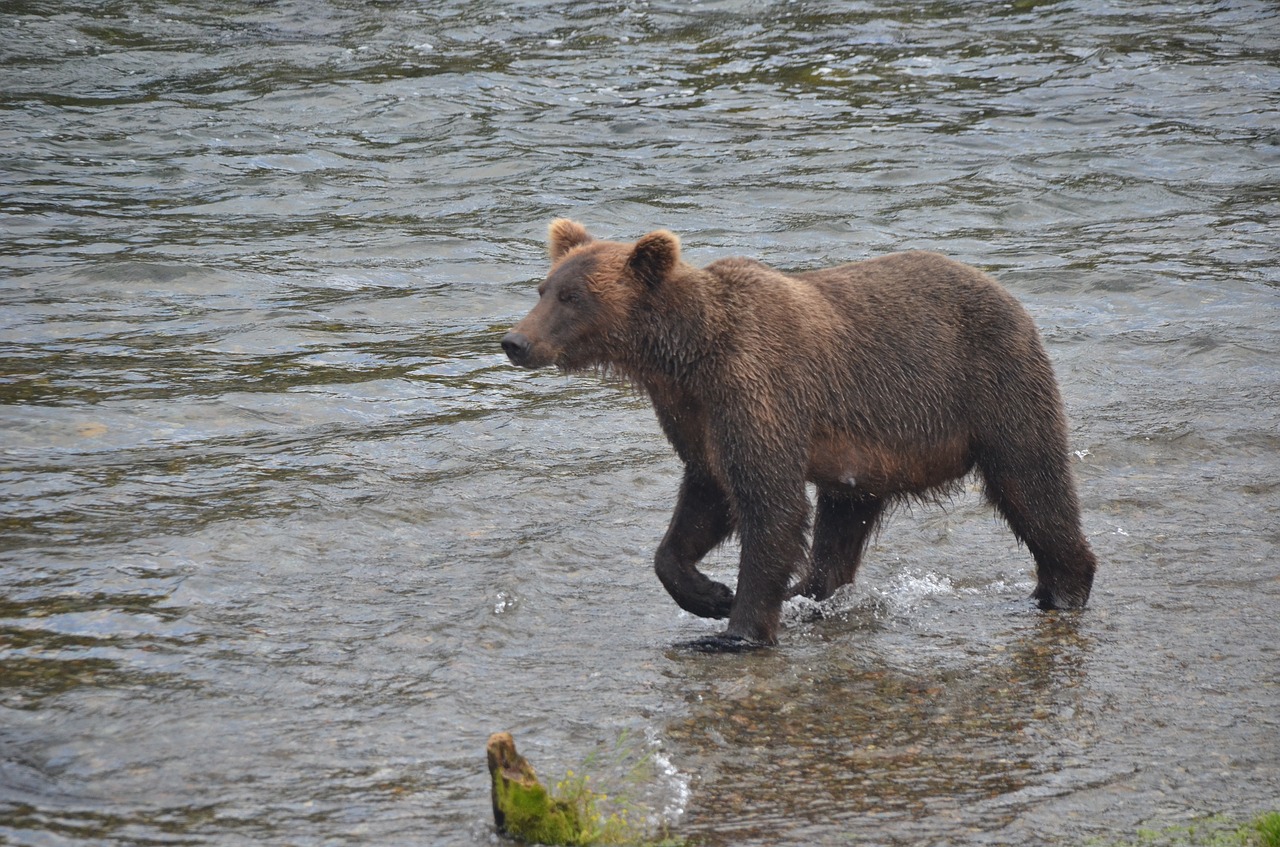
[674,632,771,654]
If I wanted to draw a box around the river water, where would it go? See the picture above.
[2,1,1277,845]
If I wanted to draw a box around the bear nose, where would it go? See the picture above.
[501,332,531,364]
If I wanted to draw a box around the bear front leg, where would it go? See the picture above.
[723,471,811,646]
[653,467,736,619]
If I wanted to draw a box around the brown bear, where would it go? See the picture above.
[501,219,1097,649]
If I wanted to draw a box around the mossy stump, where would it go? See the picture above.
[487,731,587,846]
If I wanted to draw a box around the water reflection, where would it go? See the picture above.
[660,610,1094,843]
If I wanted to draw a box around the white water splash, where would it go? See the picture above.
[883,568,956,604]
[784,567,962,622]
[644,727,691,827]
[492,589,519,615]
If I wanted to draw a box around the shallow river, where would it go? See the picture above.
[2,1,1277,845]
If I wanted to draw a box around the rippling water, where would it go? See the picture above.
[2,1,1278,845]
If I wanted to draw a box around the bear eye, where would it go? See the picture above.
[557,289,581,305]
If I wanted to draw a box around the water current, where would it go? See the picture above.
[2,1,1277,845]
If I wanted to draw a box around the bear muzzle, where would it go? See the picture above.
[501,331,539,368]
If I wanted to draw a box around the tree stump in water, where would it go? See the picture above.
[486,731,585,845]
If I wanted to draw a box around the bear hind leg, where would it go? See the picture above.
[978,450,1096,610]
[799,491,885,602]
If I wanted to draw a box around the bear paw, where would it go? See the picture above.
[670,581,734,620]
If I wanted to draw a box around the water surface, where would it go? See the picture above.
[2,1,1278,845]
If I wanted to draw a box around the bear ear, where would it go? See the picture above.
[628,230,681,288]
[548,219,593,262]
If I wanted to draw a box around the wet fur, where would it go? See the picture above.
[503,220,1097,645]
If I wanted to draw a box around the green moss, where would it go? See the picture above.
[493,776,585,845]
[487,732,683,847]
[1250,813,1280,847]
[1087,813,1280,847]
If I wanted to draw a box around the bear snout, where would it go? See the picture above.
[501,331,536,367]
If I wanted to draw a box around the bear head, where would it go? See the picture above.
[501,219,682,372]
